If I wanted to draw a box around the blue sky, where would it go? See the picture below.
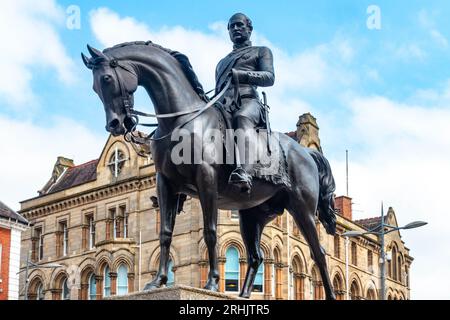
[5,0,450,137]
[1,1,449,299]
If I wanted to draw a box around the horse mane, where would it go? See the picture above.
[103,41,209,102]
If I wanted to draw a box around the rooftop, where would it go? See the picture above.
[0,200,28,225]
[46,159,99,195]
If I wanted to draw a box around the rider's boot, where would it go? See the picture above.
[229,165,253,194]
[228,116,255,194]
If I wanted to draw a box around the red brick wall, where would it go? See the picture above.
[0,227,11,300]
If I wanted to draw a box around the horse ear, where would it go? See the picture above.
[81,52,92,69]
[87,44,107,60]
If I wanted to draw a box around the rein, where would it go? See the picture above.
[108,57,233,144]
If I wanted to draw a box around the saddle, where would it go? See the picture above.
[213,99,291,190]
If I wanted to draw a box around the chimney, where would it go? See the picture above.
[335,195,352,220]
[296,113,323,153]
[38,156,74,195]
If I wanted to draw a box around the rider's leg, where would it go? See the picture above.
[229,115,256,192]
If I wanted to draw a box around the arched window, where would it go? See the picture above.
[273,248,282,299]
[62,278,70,300]
[88,273,96,300]
[350,280,360,300]
[225,247,239,292]
[167,259,175,287]
[253,254,264,293]
[292,257,305,300]
[36,282,44,300]
[397,256,402,283]
[117,264,128,295]
[366,287,377,300]
[104,266,111,297]
[311,267,324,300]
[392,247,398,281]
[332,274,344,300]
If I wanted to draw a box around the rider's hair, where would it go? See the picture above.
[227,13,253,31]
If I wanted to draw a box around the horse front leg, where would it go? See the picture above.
[196,165,220,291]
[144,173,178,290]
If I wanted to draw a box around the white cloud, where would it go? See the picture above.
[330,92,450,299]
[0,115,106,211]
[0,0,76,108]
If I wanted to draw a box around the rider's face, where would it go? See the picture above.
[228,17,251,44]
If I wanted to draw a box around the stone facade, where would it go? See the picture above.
[18,115,413,300]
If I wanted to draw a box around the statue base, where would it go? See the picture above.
[105,285,244,300]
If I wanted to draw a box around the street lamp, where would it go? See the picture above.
[18,250,63,300]
[342,203,427,300]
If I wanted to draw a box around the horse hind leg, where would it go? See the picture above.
[287,195,336,300]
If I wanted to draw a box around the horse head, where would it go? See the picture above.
[82,44,138,136]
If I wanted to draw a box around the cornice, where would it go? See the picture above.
[21,175,156,220]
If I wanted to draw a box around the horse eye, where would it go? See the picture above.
[102,75,112,83]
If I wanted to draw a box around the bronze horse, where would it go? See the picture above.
[82,41,337,299]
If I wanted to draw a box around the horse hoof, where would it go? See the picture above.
[239,292,251,299]
[143,282,161,291]
[203,282,219,292]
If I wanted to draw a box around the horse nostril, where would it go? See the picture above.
[108,119,120,130]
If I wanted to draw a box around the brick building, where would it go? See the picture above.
[18,114,413,300]
[0,201,28,300]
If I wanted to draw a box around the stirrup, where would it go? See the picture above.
[228,168,253,193]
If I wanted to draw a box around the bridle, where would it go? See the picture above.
[106,57,233,144]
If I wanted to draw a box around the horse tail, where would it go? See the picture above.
[308,149,337,235]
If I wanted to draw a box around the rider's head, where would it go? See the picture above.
[228,13,253,45]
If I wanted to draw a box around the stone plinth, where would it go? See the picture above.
[105,285,244,300]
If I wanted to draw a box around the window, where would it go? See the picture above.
[167,259,175,287]
[32,227,44,261]
[83,214,95,250]
[368,250,373,273]
[117,264,128,295]
[108,205,127,240]
[63,223,68,256]
[230,210,239,220]
[350,281,360,300]
[107,207,116,240]
[0,244,2,274]
[107,147,127,177]
[334,235,340,259]
[351,242,357,266]
[104,266,111,297]
[89,216,95,249]
[62,278,70,300]
[38,229,44,260]
[56,221,68,257]
[225,247,239,292]
[253,256,264,293]
[88,273,96,300]
[392,247,398,281]
[119,205,128,238]
[36,283,44,300]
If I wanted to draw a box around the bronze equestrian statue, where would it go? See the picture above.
[216,13,275,193]
[82,13,337,299]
